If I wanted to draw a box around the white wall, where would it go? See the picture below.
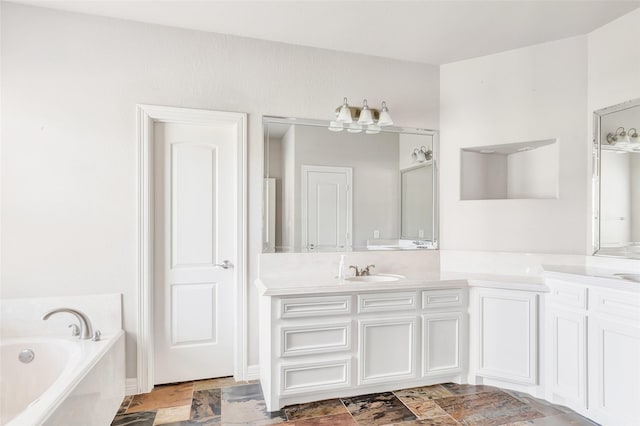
[440,36,588,253]
[0,3,440,378]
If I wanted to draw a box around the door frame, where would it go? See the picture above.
[136,104,247,393]
[300,165,353,249]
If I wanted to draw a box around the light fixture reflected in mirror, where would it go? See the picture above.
[328,121,343,132]
[412,146,432,162]
[330,98,393,132]
[607,126,630,144]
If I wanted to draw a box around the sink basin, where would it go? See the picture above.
[345,274,406,283]
[614,273,640,283]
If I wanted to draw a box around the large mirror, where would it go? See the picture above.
[262,117,438,252]
[593,98,640,259]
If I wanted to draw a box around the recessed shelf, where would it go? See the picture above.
[461,139,558,200]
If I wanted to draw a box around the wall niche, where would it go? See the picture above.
[461,139,558,200]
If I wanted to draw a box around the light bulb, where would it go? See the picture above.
[336,97,353,123]
[377,101,393,126]
[358,99,374,125]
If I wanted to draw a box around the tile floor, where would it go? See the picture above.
[111,378,599,426]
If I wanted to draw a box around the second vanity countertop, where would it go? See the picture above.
[542,264,640,292]
[256,271,547,297]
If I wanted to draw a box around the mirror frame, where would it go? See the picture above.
[262,115,439,252]
[592,97,640,257]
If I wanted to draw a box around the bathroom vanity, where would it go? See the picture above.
[257,276,468,411]
[257,264,640,426]
[543,265,640,426]
[256,270,549,413]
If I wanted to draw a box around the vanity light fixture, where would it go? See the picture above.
[412,146,432,162]
[606,127,630,145]
[629,128,639,144]
[330,98,394,132]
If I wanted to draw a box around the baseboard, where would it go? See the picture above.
[246,364,260,381]
[125,378,139,396]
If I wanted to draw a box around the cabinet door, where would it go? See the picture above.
[475,289,538,384]
[549,308,587,409]
[589,316,640,426]
[422,312,464,377]
[358,317,417,385]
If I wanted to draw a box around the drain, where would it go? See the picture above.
[19,349,35,363]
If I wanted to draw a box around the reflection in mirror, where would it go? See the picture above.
[593,98,640,259]
[263,117,437,253]
[401,164,433,240]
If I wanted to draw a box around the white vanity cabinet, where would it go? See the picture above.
[259,286,468,411]
[545,276,640,426]
[470,288,539,386]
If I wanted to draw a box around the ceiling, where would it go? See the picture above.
[11,0,640,65]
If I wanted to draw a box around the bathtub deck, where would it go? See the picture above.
[111,379,597,426]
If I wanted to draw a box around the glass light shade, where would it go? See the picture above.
[365,124,380,134]
[617,127,630,144]
[358,99,374,125]
[347,123,363,133]
[618,133,630,144]
[377,101,393,126]
[336,97,353,123]
[328,121,343,132]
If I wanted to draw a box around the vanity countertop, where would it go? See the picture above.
[543,264,640,292]
[256,271,547,296]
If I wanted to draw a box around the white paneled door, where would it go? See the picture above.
[301,165,352,250]
[153,120,238,384]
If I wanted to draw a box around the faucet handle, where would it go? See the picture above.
[363,264,376,275]
[92,330,101,342]
[68,324,80,337]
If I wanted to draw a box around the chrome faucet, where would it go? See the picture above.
[42,308,98,340]
[349,265,375,276]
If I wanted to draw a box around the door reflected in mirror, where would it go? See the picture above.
[593,98,640,259]
[263,117,437,252]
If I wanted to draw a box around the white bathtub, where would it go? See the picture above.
[0,294,125,426]
[1,332,124,425]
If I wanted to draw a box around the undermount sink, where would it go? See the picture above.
[345,274,406,283]
[613,273,640,283]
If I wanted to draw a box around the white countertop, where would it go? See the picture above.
[543,264,640,292]
[257,271,547,296]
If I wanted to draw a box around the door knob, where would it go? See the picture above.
[214,260,232,269]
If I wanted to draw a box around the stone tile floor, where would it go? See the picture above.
[111,378,599,426]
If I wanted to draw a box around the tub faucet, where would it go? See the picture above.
[42,308,95,340]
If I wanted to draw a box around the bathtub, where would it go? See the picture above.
[1,332,124,425]
[0,294,125,426]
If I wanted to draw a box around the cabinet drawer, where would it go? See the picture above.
[422,289,464,309]
[547,280,587,310]
[280,296,351,318]
[358,291,416,313]
[280,323,351,357]
[590,288,640,320]
[280,359,351,395]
